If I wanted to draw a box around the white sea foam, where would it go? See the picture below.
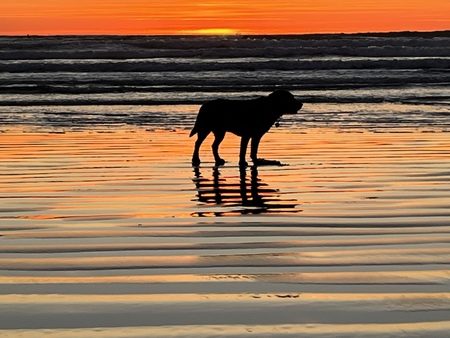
[0,33,449,130]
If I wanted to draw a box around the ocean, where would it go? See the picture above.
[1,32,449,131]
[1,33,450,336]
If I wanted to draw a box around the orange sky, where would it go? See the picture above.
[1,0,449,35]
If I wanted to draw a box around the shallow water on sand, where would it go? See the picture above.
[1,127,450,336]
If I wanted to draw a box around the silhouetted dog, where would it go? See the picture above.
[190,90,303,166]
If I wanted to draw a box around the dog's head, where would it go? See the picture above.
[268,90,303,115]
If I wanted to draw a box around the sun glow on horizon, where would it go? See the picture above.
[182,28,240,35]
[0,0,449,35]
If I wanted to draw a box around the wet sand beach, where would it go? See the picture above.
[1,126,450,337]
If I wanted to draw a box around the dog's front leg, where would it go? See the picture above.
[239,136,250,167]
[250,136,261,164]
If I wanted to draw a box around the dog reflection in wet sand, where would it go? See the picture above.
[192,167,299,217]
[190,90,303,167]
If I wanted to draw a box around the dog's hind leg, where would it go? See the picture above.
[192,130,210,166]
[212,130,226,166]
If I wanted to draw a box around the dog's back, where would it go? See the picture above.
[190,97,270,138]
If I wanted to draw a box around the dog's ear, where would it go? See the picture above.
[268,90,301,114]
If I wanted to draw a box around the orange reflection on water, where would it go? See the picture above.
[1,127,450,336]
[1,127,450,222]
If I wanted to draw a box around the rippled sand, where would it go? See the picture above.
[1,127,450,337]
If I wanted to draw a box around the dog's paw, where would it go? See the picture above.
[239,160,248,167]
[215,158,226,166]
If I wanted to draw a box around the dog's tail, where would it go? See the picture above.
[189,104,205,137]
[189,126,197,137]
